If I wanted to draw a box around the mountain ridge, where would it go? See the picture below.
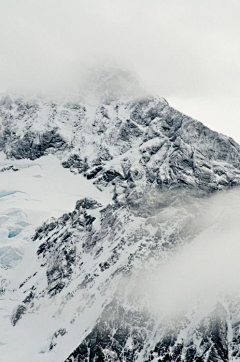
[1,92,240,361]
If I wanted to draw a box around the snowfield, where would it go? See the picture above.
[0,153,111,267]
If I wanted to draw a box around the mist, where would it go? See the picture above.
[0,0,240,140]
[129,188,240,318]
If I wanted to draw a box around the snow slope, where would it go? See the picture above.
[0,152,111,266]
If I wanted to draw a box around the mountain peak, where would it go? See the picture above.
[76,65,150,105]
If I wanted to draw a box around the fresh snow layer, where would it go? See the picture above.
[0,152,112,266]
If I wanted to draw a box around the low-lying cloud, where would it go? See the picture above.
[130,188,240,318]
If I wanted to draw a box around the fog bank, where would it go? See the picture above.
[131,188,240,317]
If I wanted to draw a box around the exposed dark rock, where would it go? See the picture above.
[7,129,67,160]
[11,305,27,326]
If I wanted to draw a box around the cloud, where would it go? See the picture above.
[0,0,239,138]
[130,188,240,318]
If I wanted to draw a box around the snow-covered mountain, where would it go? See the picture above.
[1,87,240,362]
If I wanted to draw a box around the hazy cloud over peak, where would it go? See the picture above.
[0,0,239,139]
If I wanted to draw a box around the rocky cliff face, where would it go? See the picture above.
[1,92,240,361]
[1,95,240,197]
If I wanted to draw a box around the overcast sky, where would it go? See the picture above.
[0,0,240,141]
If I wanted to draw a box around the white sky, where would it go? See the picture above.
[0,0,239,142]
